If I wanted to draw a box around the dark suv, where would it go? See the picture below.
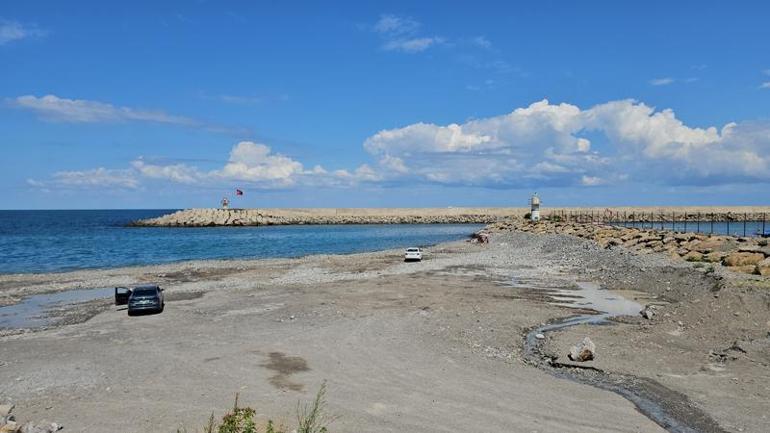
[115,284,165,315]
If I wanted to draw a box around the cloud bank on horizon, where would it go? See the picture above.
[26,98,770,192]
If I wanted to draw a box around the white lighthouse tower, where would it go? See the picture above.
[529,193,541,222]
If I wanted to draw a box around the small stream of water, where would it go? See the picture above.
[518,279,725,433]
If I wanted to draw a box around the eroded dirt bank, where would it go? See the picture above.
[0,229,768,432]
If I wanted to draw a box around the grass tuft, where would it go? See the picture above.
[296,381,335,433]
[180,382,334,433]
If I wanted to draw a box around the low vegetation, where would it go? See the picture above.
[179,382,334,433]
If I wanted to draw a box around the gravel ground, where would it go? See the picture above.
[0,229,767,432]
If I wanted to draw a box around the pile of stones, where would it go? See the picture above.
[488,219,770,276]
[0,405,61,433]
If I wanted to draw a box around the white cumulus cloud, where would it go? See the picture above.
[362,99,770,187]
[212,141,305,186]
[129,142,307,188]
[131,160,202,184]
[28,100,770,192]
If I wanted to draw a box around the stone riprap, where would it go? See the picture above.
[488,218,770,276]
[131,206,770,227]
[542,206,770,222]
[130,207,524,227]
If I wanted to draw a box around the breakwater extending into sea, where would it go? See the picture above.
[130,206,770,228]
[129,207,520,227]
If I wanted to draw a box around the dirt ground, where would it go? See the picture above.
[0,230,768,432]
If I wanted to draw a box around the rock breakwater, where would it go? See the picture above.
[130,207,520,227]
[488,218,770,276]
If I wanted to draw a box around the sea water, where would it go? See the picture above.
[0,210,483,274]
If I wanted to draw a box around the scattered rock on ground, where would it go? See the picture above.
[0,406,61,433]
[568,337,596,362]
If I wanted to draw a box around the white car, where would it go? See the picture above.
[404,247,423,262]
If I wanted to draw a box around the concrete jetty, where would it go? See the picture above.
[130,206,770,227]
[129,207,523,227]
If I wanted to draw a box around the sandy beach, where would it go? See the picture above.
[1,228,768,432]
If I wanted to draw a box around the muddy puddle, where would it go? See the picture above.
[0,287,113,330]
[515,278,726,433]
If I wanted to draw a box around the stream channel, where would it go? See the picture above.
[516,278,727,433]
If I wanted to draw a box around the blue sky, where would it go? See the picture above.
[1,0,769,209]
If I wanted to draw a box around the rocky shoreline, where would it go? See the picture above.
[486,218,770,276]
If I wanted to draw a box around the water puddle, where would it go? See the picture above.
[548,281,646,317]
[511,278,647,321]
[521,280,646,357]
[0,287,113,330]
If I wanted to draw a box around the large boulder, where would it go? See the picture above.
[757,258,770,277]
[624,238,642,248]
[675,232,697,242]
[738,245,762,253]
[683,251,704,262]
[729,265,759,275]
[568,337,596,362]
[703,251,726,263]
[620,231,640,241]
[646,240,664,250]
[690,238,730,253]
[723,252,765,267]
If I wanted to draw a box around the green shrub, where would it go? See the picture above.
[218,394,258,433]
[180,382,333,433]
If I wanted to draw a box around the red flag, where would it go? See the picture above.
[235,189,243,196]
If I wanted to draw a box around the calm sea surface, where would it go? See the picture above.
[0,210,483,274]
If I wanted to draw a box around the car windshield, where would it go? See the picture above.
[131,288,157,297]
[406,248,419,252]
